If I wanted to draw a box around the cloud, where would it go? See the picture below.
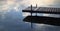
[0,0,60,12]
[19,0,55,6]
[0,0,7,1]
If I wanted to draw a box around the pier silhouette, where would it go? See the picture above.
[22,5,60,27]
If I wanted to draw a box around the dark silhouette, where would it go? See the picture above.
[22,5,60,26]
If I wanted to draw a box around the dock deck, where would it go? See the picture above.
[22,6,60,26]
[23,7,60,14]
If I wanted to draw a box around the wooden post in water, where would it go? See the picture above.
[36,4,37,16]
[31,5,33,28]
[36,4,37,8]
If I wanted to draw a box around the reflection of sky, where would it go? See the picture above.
[0,0,60,31]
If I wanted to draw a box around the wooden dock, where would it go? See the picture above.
[22,5,60,26]
[23,7,60,14]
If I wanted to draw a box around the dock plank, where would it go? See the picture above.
[22,7,60,14]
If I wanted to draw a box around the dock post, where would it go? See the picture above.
[31,5,33,29]
[36,4,37,16]
[36,4,37,8]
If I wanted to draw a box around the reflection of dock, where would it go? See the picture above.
[23,16,60,26]
[22,5,60,26]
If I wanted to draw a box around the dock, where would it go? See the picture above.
[22,5,60,26]
[23,7,60,14]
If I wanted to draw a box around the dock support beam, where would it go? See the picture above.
[31,5,33,28]
[36,4,37,16]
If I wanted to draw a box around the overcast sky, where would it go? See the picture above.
[0,0,60,12]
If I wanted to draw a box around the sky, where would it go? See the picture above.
[0,0,60,12]
[0,0,60,17]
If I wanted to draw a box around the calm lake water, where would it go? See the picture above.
[0,0,60,31]
[0,11,60,31]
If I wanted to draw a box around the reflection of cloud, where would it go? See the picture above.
[23,12,30,16]
[33,24,60,31]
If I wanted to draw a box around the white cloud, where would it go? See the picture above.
[0,0,60,12]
